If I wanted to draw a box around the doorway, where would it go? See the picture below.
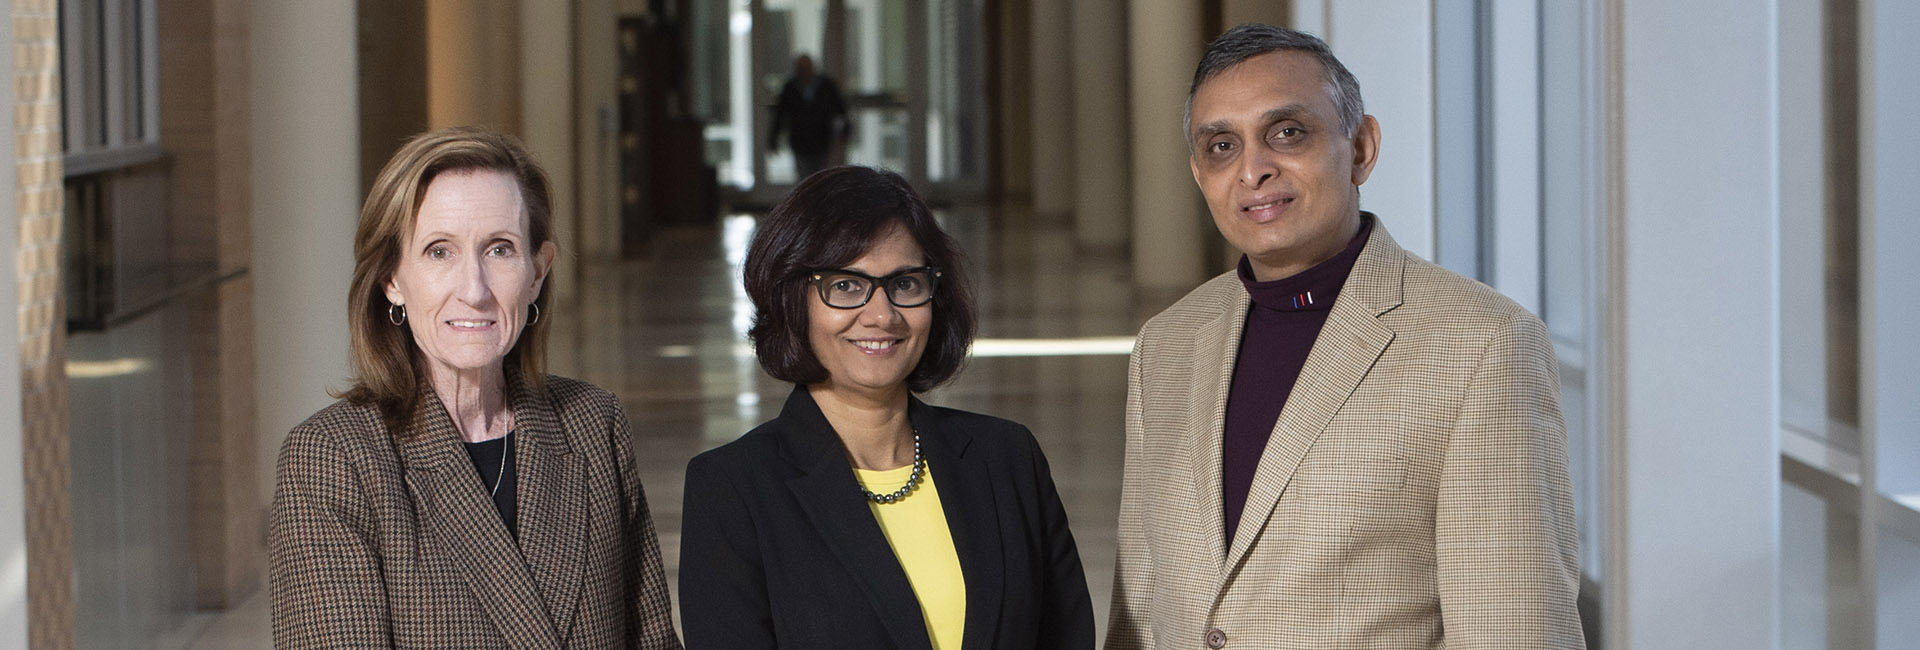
[687,0,989,205]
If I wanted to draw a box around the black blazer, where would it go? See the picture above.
[679,387,1094,650]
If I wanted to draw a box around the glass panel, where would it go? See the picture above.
[1880,527,1920,647]
[1779,0,1860,452]
[1539,1,1586,346]
[841,0,909,175]
[760,0,831,186]
[1780,478,1868,650]
[921,0,984,185]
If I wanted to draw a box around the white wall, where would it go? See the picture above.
[1613,1,1781,647]
[1296,0,1437,258]
[251,0,358,504]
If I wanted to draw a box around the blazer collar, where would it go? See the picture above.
[1194,215,1405,578]
[776,386,1005,650]
[399,371,587,649]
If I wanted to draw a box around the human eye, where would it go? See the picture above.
[1270,124,1306,143]
[488,241,517,257]
[426,243,452,260]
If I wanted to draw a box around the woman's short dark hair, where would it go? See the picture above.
[744,166,975,392]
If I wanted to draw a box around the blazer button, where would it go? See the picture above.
[1205,627,1226,649]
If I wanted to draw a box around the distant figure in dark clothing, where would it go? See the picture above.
[769,55,847,181]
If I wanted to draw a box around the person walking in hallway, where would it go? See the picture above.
[768,54,848,181]
[269,127,682,649]
[679,166,1095,650]
[1104,24,1584,649]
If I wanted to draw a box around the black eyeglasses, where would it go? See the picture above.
[807,266,942,309]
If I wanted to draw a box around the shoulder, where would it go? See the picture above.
[276,399,393,498]
[541,374,621,417]
[280,399,384,465]
[1394,253,1541,333]
[1137,271,1242,342]
[924,404,1042,463]
[685,416,792,484]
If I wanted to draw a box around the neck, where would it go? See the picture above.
[1247,212,1364,282]
[808,382,914,470]
[427,364,512,443]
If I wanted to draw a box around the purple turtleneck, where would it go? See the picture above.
[1222,215,1372,545]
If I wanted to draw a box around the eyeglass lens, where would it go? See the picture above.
[816,269,936,308]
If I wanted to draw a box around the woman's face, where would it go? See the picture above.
[806,225,934,397]
[383,170,556,383]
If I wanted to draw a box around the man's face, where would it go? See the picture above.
[1188,50,1379,281]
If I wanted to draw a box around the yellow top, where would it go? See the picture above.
[854,463,966,650]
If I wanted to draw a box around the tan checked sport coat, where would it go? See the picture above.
[1105,219,1583,649]
[270,373,682,650]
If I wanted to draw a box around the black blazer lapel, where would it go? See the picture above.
[509,374,588,643]
[912,398,1006,650]
[400,387,563,650]
[778,388,934,650]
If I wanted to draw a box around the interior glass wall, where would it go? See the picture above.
[686,0,986,201]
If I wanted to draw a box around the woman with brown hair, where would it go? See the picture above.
[269,126,680,649]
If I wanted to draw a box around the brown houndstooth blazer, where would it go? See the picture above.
[1105,218,1584,649]
[270,373,682,650]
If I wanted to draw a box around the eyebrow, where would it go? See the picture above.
[826,264,926,276]
[1191,104,1313,140]
[414,231,522,247]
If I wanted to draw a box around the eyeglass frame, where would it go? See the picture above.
[805,266,944,309]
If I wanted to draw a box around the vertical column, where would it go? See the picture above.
[252,0,358,503]
[1127,0,1206,293]
[1027,0,1073,220]
[427,0,522,133]
[1610,0,1781,647]
[0,1,25,645]
[12,0,72,647]
[1487,0,1541,314]
[1861,0,1920,642]
[575,0,622,261]
[520,0,576,335]
[1068,0,1127,251]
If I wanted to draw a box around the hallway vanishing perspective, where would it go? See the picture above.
[6,1,1920,649]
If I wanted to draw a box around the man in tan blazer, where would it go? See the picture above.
[1104,24,1584,650]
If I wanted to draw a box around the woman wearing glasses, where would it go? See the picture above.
[679,166,1094,650]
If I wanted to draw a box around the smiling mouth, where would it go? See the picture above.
[447,319,496,330]
[851,339,901,353]
[1243,198,1293,212]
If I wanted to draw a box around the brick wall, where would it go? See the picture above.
[12,0,74,648]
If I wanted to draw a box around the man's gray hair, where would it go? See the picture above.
[1186,24,1365,142]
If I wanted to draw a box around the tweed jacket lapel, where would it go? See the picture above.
[507,373,589,641]
[1222,221,1405,575]
[400,374,584,649]
[779,388,934,650]
[912,397,1006,650]
[1186,288,1248,578]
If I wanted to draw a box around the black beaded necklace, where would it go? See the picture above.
[859,429,924,504]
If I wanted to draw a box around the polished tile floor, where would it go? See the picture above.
[192,205,1156,647]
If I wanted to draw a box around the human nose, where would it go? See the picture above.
[1238,144,1279,189]
[856,290,901,327]
[457,252,494,307]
